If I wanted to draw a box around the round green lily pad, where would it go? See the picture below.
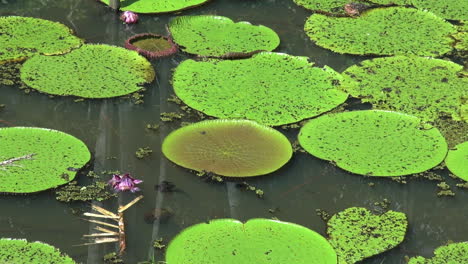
[165,218,337,264]
[408,242,468,264]
[305,7,455,56]
[0,16,83,63]
[0,127,91,194]
[411,0,468,21]
[168,15,280,57]
[20,44,155,98]
[341,56,467,122]
[298,110,448,176]
[327,207,408,264]
[162,120,292,177]
[0,239,75,263]
[172,52,348,126]
[445,141,468,181]
[292,0,374,15]
[99,0,210,14]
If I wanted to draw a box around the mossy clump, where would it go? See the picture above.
[168,15,280,57]
[327,207,408,263]
[305,7,456,56]
[445,141,468,181]
[0,16,83,63]
[20,44,155,98]
[135,147,153,159]
[162,120,292,177]
[436,182,455,197]
[408,242,468,264]
[98,0,210,14]
[0,239,75,263]
[55,180,117,202]
[125,33,178,59]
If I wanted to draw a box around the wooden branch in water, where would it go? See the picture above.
[0,153,35,167]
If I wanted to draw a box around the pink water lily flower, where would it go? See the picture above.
[120,11,139,24]
[108,173,143,192]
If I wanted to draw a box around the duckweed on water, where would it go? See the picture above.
[0,239,75,263]
[98,0,209,14]
[445,141,468,181]
[55,180,116,202]
[408,242,468,264]
[135,147,153,159]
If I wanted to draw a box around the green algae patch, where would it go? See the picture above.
[172,52,348,126]
[298,110,448,176]
[0,16,83,63]
[341,56,467,122]
[55,181,117,202]
[99,0,210,14]
[445,141,468,181]
[0,127,91,194]
[20,44,155,98]
[168,15,280,57]
[162,120,292,177]
[305,7,455,56]
[165,218,337,264]
[0,239,75,263]
[327,207,407,264]
[411,0,468,21]
[408,242,468,264]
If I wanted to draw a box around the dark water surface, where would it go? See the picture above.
[0,0,467,263]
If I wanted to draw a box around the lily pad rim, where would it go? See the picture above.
[125,33,178,59]
[97,0,213,14]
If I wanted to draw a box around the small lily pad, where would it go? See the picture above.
[125,33,178,59]
[408,242,468,264]
[168,15,280,57]
[98,0,210,14]
[20,44,155,98]
[165,218,337,264]
[298,110,448,176]
[0,127,91,194]
[327,207,408,264]
[0,239,75,263]
[445,141,468,181]
[162,120,292,177]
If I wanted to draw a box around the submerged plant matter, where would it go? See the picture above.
[125,34,178,59]
[168,15,280,57]
[327,207,408,263]
[162,119,292,177]
[0,239,75,263]
[445,141,468,181]
[98,0,210,14]
[172,52,348,126]
[298,110,448,176]
[408,242,468,264]
[165,218,337,264]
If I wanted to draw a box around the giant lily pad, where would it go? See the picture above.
[327,207,408,264]
[20,44,155,98]
[304,7,455,56]
[162,120,292,177]
[0,16,83,63]
[411,0,468,21]
[298,110,448,176]
[172,52,348,126]
[0,127,90,194]
[341,56,467,122]
[165,218,337,264]
[445,141,468,181]
[408,242,468,264]
[292,0,373,15]
[168,15,280,57]
[0,239,75,263]
[98,0,210,14]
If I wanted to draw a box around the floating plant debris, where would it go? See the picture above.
[0,239,75,263]
[341,56,467,122]
[408,242,468,264]
[125,33,177,59]
[162,120,292,177]
[20,44,155,98]
[298,110,448,176]
[304,7,455,56]
[172,52,348,126]
[445,141,468,181]
[0,16,83,63]
[0,127,90,193]
[327,207,408,263]
[98,0,210,14]
[165,218,337,264]
[168,15,280,57]
[55,181,116,202]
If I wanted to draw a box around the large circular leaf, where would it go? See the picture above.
[172,52,348,126]
[0,16,83,63]
[99,0,210,14]
[168,15,280,57]
[298,110,448,176]
[445,141,468,181]
[20,44,155,98]
[0,239,75,263]
[165,218,337,264]
[408,242,468,264]
[0,127,91,193]
[305,7,455,56]
[411,0,468,21]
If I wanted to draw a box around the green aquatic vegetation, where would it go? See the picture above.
[305,7,456,56]
[445,141,468,181]
[0,127,90,194]
[125,33,178,59]
[162,119,292,177]
[411,0,468,21]
[20,44,155,98]
[408,242,468,264]
[169,15,280,57]
[173,52,348,126]
[436,182,455,197]
[327,207,407,264]
[0,16,83,63]
[135,147,153,159]
[99,0,210,14]
[298,110,448,176]
[341,56,467,122]
[433,118,468,149]
[165,218,337,264]
[292,0,373,15]
[0,239,75,263]
[55,180,117,202]
[160,112,184,122]
[452,21,468,58]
